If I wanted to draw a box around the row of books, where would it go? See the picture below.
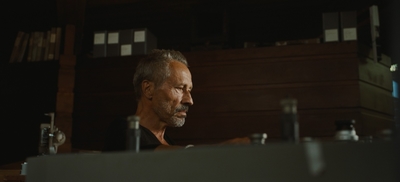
[322,5,381,62]
[322,5,379,43]
[9,27,62,63]
[322,11,358,42]
[93,28,157,58]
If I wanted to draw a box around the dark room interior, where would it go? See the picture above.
[1,0,399,181]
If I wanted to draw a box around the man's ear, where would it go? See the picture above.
[142,80,154,100]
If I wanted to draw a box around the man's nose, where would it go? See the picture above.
[182,91,194,106]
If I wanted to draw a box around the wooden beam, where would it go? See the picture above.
[56,0,86,55]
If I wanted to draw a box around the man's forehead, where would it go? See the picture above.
[165,61,192,84]
[168,60,188,68]
[168,61,191,74]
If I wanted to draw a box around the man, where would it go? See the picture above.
[132,49,193,150]
[103,49,249,151]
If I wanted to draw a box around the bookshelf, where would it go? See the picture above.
[8,27,63,64]
[2,0,77,167]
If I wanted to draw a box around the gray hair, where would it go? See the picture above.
[133,49,188,101]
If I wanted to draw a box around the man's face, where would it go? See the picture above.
[152,61,194,127]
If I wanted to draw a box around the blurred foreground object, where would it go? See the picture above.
[249,133,267,145]
[38,112,66,155]
[280,97,299,143]
[334,119,359,141]
[126,115,140,153]
[26,141,398,182]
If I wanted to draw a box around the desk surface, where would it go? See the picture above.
[26,141,399,182]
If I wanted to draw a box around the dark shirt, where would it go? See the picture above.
[103,117,175,152]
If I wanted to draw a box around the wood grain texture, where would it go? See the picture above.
[57,67,75,92]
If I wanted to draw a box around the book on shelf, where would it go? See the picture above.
[36,31,44,61]
[15,33,30,62]
[340,11,357,41]
[132,28,157,55]
[40,31,48,61]
[48,27,57,60]
[31,31,40,61]
[9,31,25,63]
[322,12,339,42]
[106,31,120,57]
[119,29,134,56]
[27,32,34,62]
[9,26,64,63]
[54,27,62,60]
[93,30,107,58]
[43,30,51,61]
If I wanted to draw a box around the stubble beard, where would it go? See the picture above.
[154,101,186,127]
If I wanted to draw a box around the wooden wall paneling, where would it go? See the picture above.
[190,81,361,113]
[190,57,360,89]
[54,0,86,154]
[56,83,75,153]
[57,67,75,92]
[57,0,86,55]
[59,55,77,67]
[55,0,87,153]
[55,112,73,137]
[184,42,360,65]
[56,93,74,113]
[55,25,76,153]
